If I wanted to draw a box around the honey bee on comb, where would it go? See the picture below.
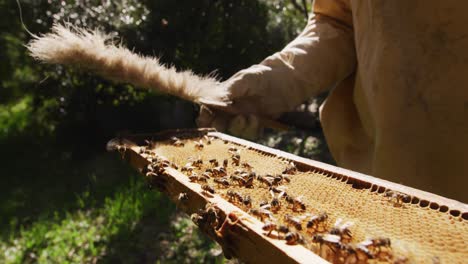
[226,190,243,203]
[282,161,297,175]
[284,194,306,212]
[241,162,253,171]
[214,177,230,188]
[208,158,219,167]
[170,136,184,147]
[312,234,341,253]
[203,135,212,145]
[358,237,391,252]
[284,214,303,231]
[249,208,274,221]
[384,190,411,207]
[201,184,215,196]
[231,153,241,166]
[256,174,273,187]
[269,189,285,213]
[241,195,252,208]
[306,212,328,233]
[194,139,204,150]
[285,231,305,245]
[178,192,189,202]
[262,221,278,236]
[330,218,354,242]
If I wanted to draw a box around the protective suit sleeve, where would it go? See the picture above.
[223,0,356,118]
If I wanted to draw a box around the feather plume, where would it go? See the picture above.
[27,24,229,104]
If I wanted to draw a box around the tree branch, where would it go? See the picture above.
[290,0,308,20]
[301,0,309,17]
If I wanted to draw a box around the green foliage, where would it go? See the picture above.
[0,177,169,264]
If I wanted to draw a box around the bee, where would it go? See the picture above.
[259,200,269,208]
[145,171,158,178]
[228,146,238,153]
[312,234,341,252]
[201,172,212,179]
[189,174,208,183]
[257,175,273,187]
[212,166,227,177]
[203,135,212,145]
[282,161,297,174]
[243,174,255,188]
[226,190,243,203]
[284,214,303,230]
[223,159,228,168]
[171,137,184,147]
[178,192,189,202]
[181,162,196,173]
[214,177,230,188]
[277,225,290,236]
[330,218,354,242]
[201,184,215,195]
[157,159,169,167]
[233,168,244,175]
[231,175,247,187]
[190,157,203,168]
[144,139,156,149]
[231,153,241,166]
[340,244,374,262]
[384,190,410,206]
[242,195,252,208]
[356,244,375,261]
[239,171,250,179]
[158,159,171,168]
[359,237,391,252]
[285,232,305,245]
[273,175,285,185]
[269,190,285,213]
[146,162,166,175]
[191,213,204,225]
[194,140,204,150]
[306,212,328,232]
[262,221,277,236]
[249,208,273,221]
[270,186,288,195]
[285,195,306,212]
[208,158,219,167]
[241,162,253,171]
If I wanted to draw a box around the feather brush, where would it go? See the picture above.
[26,24,230,106]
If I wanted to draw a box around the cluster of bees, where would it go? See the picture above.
[142,135,409,264]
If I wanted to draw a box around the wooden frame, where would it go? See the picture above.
[109,128,467,263]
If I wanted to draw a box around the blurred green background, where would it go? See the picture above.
[0,1,331,263]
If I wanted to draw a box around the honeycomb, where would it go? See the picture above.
[146,135,467,263]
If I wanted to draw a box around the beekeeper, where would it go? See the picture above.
[197,0,468,202]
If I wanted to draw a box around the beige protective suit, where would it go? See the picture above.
[198,0,468,202]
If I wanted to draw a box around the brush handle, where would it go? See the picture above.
[199,99,290,132]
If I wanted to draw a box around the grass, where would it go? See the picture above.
[0,97,225,264]
[0,96,329,263]
[1,178,154,263]
[0,161,224,264]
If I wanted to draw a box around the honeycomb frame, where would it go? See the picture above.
[109,128,468,264]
